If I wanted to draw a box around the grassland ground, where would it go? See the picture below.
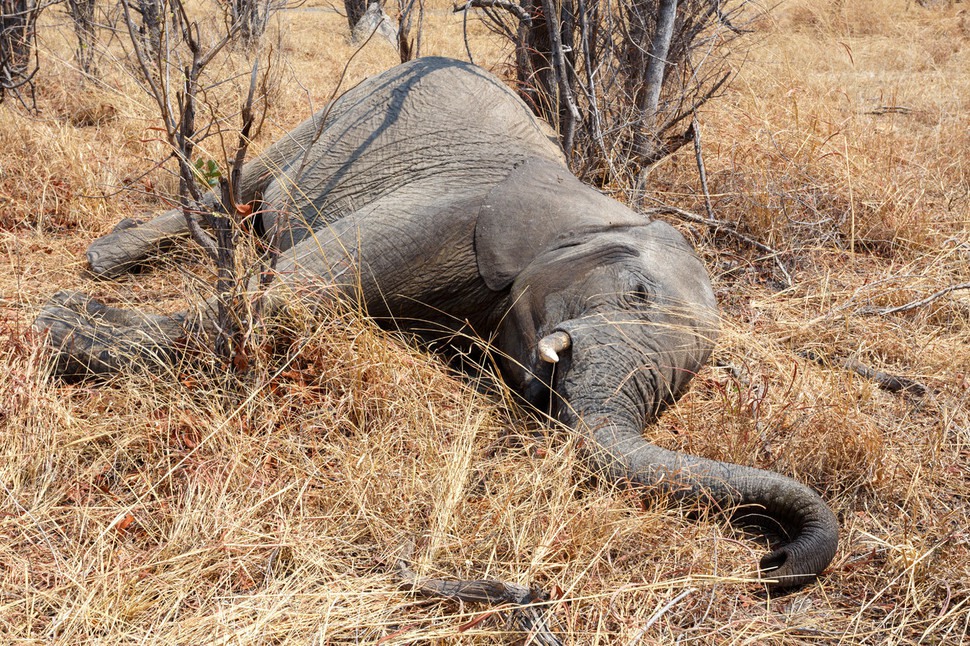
[1,0,969,642]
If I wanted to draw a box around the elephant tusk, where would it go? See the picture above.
[538,331,571,363]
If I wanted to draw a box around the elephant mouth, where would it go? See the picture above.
[512,330,575,419]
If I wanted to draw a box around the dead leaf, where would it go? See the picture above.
[115,513,135,533]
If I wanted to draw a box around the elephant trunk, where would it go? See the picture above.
[568,411,838,588]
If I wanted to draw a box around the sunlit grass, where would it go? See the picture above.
[2,0,969,642]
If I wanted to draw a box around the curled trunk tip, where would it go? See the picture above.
[757,505,839,589]
[575,416,839,589]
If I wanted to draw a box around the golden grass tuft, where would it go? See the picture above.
[2,0,970,642]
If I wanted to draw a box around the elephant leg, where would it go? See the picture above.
[36,214,355,378]
[268,193,485,321]
[86,206,207,279]
[39,194,485,378]
[87,162,295,279]
[34,291,189,377]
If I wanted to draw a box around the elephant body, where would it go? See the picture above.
[39,57,837,588]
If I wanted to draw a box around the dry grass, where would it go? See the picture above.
[2,0,969,642]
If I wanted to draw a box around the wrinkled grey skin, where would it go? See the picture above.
[36,57,837,588]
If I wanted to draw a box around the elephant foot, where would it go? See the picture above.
[87,208,196,279]
[34,291,187,378]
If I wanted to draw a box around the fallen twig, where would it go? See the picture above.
[801,350,928,397]
[395,540,561,645]
[867,105,913,115]
[629,587,696,645]
[842,357,928,396]
[876,282,970,316]
[644,203,793,287]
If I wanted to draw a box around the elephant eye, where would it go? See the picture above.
[626,282,653,306]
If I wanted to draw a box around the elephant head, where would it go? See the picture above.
[477,158,838,588]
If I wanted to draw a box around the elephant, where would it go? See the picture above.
[35,56,838,588]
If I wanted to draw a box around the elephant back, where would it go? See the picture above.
[260,57,566,240]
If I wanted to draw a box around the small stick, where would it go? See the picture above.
[629,587,696,645]
[644,203,793,287]
[691,115,715,222]
[842,357,927,396]
[460,0,474,64]
[877,282,970,316]
[395,540,561,645]
[801,350,928,397]
[642,204,773,254]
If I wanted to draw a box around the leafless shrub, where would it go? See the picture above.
[118,0,278,365]
[228,0,288,48]
[65,0,97,74]
[466,0,752,189]
[0,0,47,107]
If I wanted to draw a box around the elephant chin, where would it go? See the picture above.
[563,411,839,589]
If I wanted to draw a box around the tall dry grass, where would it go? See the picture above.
[2,0,969,642]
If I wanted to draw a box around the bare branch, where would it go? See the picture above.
[451,0,532,26]
[395,540,561,646]
[877,283,970,316]
[645,202,793,286]
[635,0,677,160]
[691,116,714,221]
[229,60,260,203]
[119,0,167,121]
[709,0,748,34]
[460,0,475,64]
[644,203,775,255]
[541,0,580,156]
[802,351,928,397]
[398,0,424,61]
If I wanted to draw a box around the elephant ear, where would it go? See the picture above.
[475,157,647,291]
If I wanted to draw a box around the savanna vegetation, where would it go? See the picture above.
[1,0,968,642]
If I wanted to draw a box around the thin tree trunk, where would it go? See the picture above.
[539,0,580,155]
[634,0,676,162]
[344,0,366,30]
